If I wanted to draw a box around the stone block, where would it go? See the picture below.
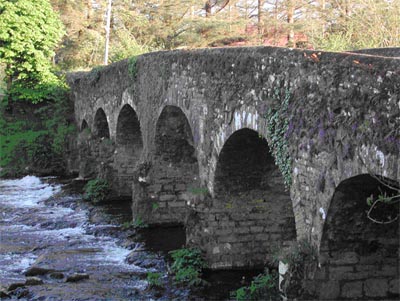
[364,278,388,297]
[174,184,186,191]
[254,233,269,241]
[148,184,162,193]
[159,194,176,202]
[359,255,383,265]
[168,200,185,208]
[162,184,174,192]
[313,266,328,280]
[234,227,250,234]
[215,229,233,236]
[330,251,359,265]
[379,265,398,276]
[250,226,264,233]
[340,281,363,299]
[328,266,354,279]
[318,280,340,300]
[388,278,399,295]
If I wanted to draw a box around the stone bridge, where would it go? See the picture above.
[68,47,399,300]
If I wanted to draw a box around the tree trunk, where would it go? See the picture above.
[104,0,112,65]
[287,0,295,47]
[87,0,92,20]
[258,0,264,39]
[205,0,212,17]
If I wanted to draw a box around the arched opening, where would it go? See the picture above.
[317,174,399,300]
[155,106,197,165]
[210,128,296,267]
[93,108,110,139]
[78,119,93,178]
[92,108,113,184]
[214,128,277,195]
[115,104,143,196]
[80,119,89,132]
[147,105,199,223]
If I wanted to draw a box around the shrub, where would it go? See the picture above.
[0,83,75,177]
[132,216,148,229]
[231,269,279,301]
[169,248,206,286]
[146,272,163,288]
[83,178,110,203]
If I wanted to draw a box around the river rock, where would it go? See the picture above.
[12,287,30,299]
[49,272,65,279]
[25,277,44,286]
[0,287,10,298]
[25,266,54,276]
[66,273,89,282]
[7,282,25,291]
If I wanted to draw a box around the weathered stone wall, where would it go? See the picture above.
[305,175,399,300]
[67,47,400,270]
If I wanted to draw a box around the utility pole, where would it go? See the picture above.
[104,0,112,65]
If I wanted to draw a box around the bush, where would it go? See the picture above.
[0,83,75,177]
[83,178,110,203]
[169,248,206,286]
[132,216,148,229]
[231,269,279,301]
[146,272,163,288]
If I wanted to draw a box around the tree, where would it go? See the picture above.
[0,0,65,102]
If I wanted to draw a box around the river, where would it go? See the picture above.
[0,176,258,300]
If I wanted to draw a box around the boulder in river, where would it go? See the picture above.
[25,266,55,276]
[66,273,90,282]
[7,282,25,291]
[25,277,44,286]
[49,272,65,279]
[0,287,10,298]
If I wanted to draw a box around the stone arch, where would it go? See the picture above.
[80,119,89,132]
[155,105,197,165]
[78,118,93,178]
[314,174,399,300]
[91,107,114,184]
[115,104,143,196]
[93,108,110,139]
[144,105,199,224]
[214,128,275,196]
[204,128,296,267]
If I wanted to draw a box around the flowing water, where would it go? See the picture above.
[0,176,258,300]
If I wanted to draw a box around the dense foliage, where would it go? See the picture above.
[83,178,110,203]
[0,85,75,177]
[0,0,64,102]
[146,272,163,288]
[169,248,206,286]
[48,0,399,71]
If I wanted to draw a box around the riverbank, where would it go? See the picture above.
[0,176,261,300]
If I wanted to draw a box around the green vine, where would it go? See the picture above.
[265,88,292,188]
[128,56,138,79]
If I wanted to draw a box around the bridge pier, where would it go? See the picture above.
[131,105,200,225]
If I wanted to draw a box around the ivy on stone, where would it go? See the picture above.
[128,56,138,80]
[265,88,292,188]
